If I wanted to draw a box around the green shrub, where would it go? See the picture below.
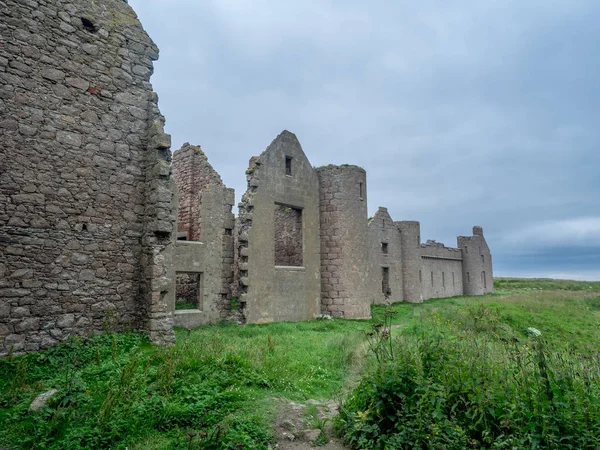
[337,327,600,449]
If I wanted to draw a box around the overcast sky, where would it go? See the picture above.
[129,0,600,281]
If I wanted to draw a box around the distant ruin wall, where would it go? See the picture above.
[418,241,463,299]
[368,207,403,305]
[458,226,494,295]
[0,0,176,354]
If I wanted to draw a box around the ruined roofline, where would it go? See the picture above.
[246,130,299,172]
[421,243,462,253]
[457,226,485,240]
[315,164,366,173]
[421,240,461,251]
[172,142,225,186]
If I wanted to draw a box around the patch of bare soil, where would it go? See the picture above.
[271,398,351,450]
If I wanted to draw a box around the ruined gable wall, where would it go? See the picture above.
[171,143,224,241]
[317,165,371,318]
[237,131,320,323]
[171,144,234,326]
[458,226,494,295]
[0,0,176,354]
[367,207,403,305]
[418,241,463,300]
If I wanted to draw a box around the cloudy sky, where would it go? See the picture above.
[129,0,600,280]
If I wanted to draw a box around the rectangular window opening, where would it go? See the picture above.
[274,204,303,266]
[467,272,470,284]
[224,228,233,236]
[175,272,203,310]
[430,271,434,287]
[442,272,445,288]
[481,254,485,263]
[382,267,390,298]
[452,272,455,287]
[359,182,364,199]
[482,271,487,289]
[381,242,388,254]
[419,270,422,284]
[285,156,292,176]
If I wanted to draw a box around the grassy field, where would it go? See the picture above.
[1,278,599,449]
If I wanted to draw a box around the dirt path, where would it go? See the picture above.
[271,398,351,450]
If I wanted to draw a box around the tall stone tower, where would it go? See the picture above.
[317,165,372,318]
[458,226,494,295]
[396,221,423,302]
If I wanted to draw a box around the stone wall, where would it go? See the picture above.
[171,144,235,327]
[0,0,176,354]
[317,165,372,318]
[237,131,321,323]
[171,143,224,241]
[458,226,494,295]
[419,241,464,299]
[274,205,303,267]
[0,0,495,353]
[175,272,201,308]
[367,207,403,305]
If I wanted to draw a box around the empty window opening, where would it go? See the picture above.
[417,235,420,245]
[465,246,468,254]
[382,267,390,298]
[224,228,233,236]
[481,254,485,263]
[419,270,422,284]
[82,223,88,231]
[359,182,364,199]
[285,156,292,176]
[81,17,98,33]
[381,242,388,254]
[175,272,203,310]
[482,271,487,289]
[177,231,188,241]
[442,272,445,288]
[467,272,470,284]
[452,272,455,287]
[274,204,303,266]
[430,271,434,287]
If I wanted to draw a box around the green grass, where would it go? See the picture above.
[1,278,600,449]
[494,277,600,293]
[0,320,368,449]
[341,278,600,449]
[175,301,197,310]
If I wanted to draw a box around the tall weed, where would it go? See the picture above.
[337,322,600,449]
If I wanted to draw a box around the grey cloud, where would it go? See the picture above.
[131,0,600,279]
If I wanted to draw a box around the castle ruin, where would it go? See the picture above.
[0,0,493,355]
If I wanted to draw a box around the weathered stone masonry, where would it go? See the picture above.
[0,0,176,355]
[171,144,235,327]
[232,132,493,322]
[236,131,321,323]
[1,0,493,354]
[317,165,372,319]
